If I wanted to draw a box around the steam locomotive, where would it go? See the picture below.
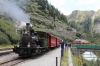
[13,23,61,57]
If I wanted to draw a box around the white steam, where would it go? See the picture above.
[0,0,30,23]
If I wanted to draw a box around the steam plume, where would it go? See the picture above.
[0,0,30,23]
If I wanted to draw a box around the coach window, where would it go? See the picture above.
[40,34,45,39]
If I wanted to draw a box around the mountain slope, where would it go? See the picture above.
[67,10,95,33]
[0,0,75,44]
[67,9,100,45]
[68,10,95,23]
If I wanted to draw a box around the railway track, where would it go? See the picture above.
[0,57,26,66]
[0,54,45,66]
[0,48,12,51]
[0,52,43,66]
[0,48,13,56]
[0,48,57,66]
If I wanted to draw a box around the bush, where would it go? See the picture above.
[0,18,20,44]
[0,31,10,44]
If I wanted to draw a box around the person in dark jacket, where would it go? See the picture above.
[65,41,68,51]
[60,40,65,57]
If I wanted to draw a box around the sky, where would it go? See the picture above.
[47,0,100,15]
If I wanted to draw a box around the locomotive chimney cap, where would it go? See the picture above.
[26,23,30,25]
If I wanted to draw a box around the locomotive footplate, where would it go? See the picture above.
[13,46,37,55]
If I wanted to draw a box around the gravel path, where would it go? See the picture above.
[15,47,61,66]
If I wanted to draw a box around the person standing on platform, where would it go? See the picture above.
[60,40,65,57]
[65,41,68,51]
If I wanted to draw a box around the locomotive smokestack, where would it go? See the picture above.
[26,23,30,33]
[26,23,33,35]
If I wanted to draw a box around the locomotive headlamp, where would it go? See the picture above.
[27,42,31,47]
[17,42,20,47]
[17,44,19,47]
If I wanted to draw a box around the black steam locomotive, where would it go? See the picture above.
[13,23,61,57]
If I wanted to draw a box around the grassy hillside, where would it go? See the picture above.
[0,18,20,44]
[0,0,75,44]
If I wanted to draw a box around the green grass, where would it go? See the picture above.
[73,55,83,66]
[0,44,14,49]
[61,48,68,66]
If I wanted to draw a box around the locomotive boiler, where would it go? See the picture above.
[13,23,61,57]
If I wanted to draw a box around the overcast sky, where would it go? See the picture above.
[47,0,100,15]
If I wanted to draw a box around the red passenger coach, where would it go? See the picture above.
[36,31,60,48]
[56,38,60,47]
[48,34,57,47]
